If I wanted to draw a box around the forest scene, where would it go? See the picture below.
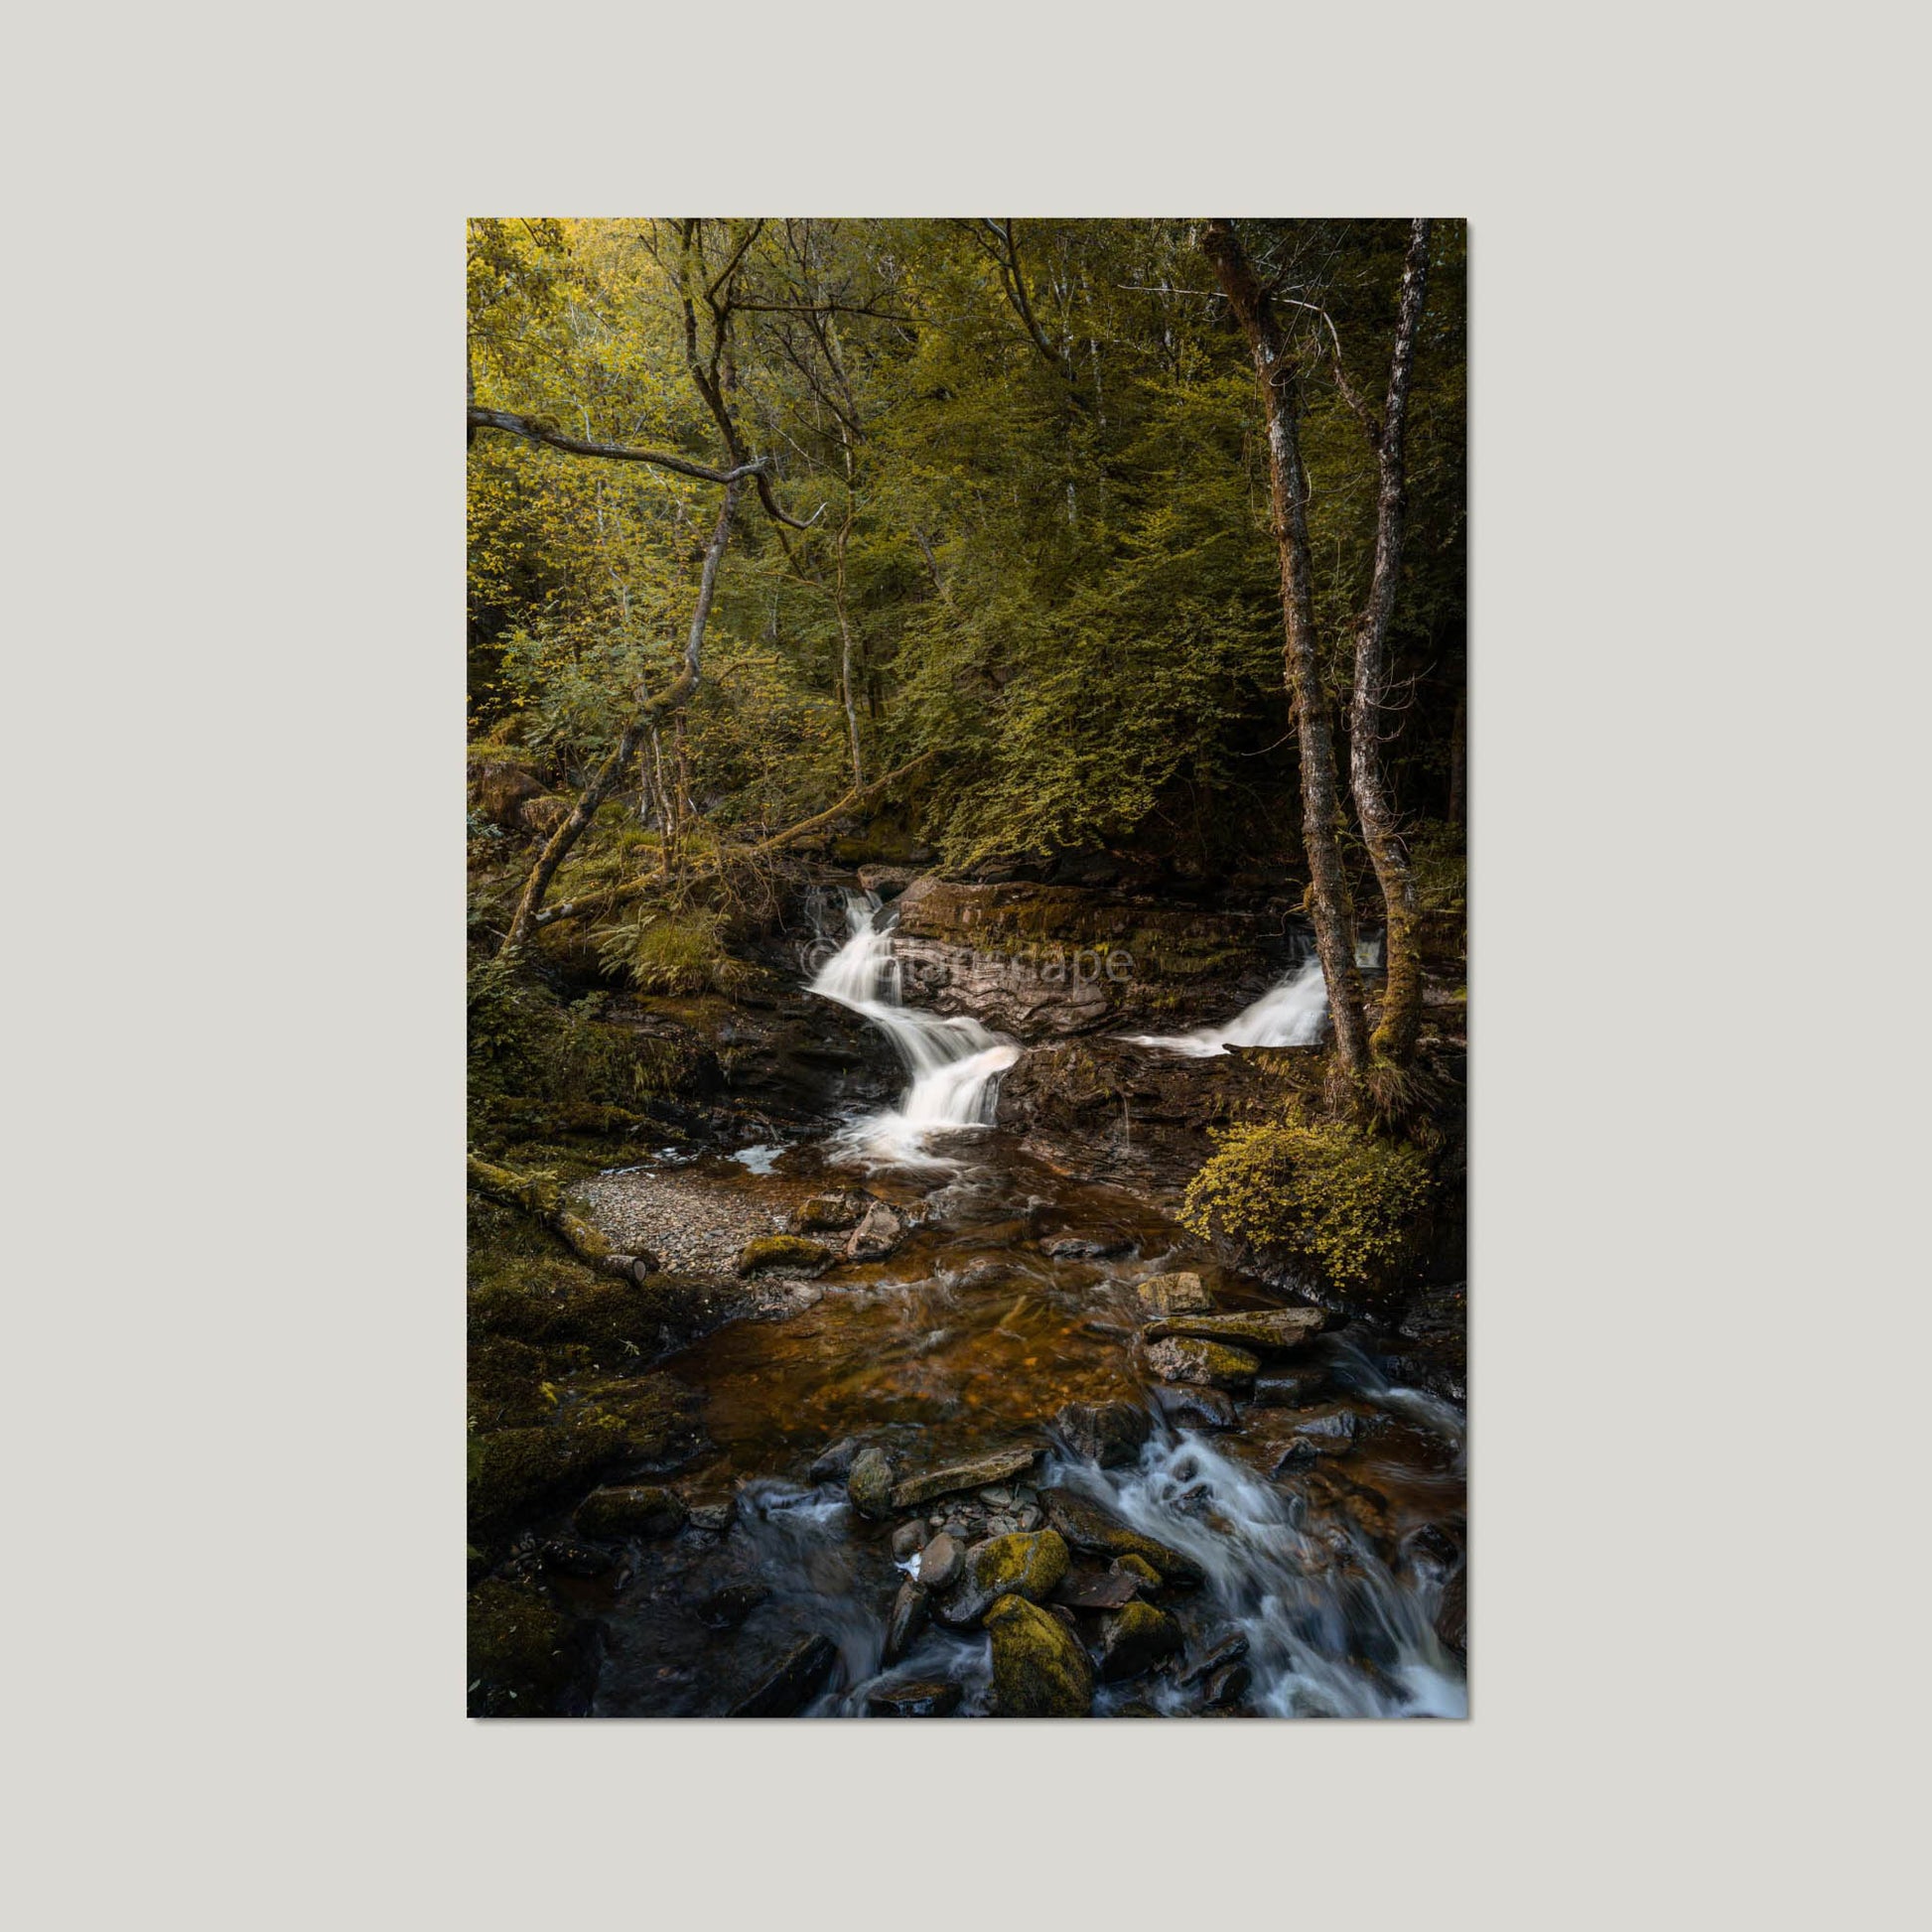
[467,216,1466,1719]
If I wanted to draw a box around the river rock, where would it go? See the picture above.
[1136,1271,1214,1315]
[1251,1365,1330,1408]
[1037,1487,1204,1585]
[538,1537,615,1578]
[1142,1308,1326,1352]
[1094,1600,1183,1683]
[856,864,921,899]
[892,1521,926,1562]
[1203,1662,1252,1709]
[737,1234,832,1276]
[1113,1554,1165,1593]
[937,1530,1070,1626]
[728,1633,838,1717]
[1230,1406,1359,1478]
[1050,1567,1142,1612]
[698,1582,770,1631]
[1150,1382,1237,1430]
[1145,1336,1261,1391]
[866,1679,962,1718]
[1177,1627,1249,1688]
[915,1531,965,1591]
[984,1594,1094,1717]
[848,1447,897,1519]
[787,1189,872,1234]
[1054,1399,1152,1468]
[575,1484,689,1541]
[884,1579,929,1663]
[1040,1234,1133,1260]
[890,1446,1038,1510]
[844,1200,906,1262]
[809,1436,862,1482]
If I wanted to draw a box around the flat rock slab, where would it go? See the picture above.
[891,1447,1038,1511]
[1145,1336,1260,1390]
[1051,1567,1142,1612]
[867,1679,963,1718]
[1136,1271,1215,1315]
[728,1633,838,1717]
[1037,1486,1205,1587]
[1142,1308,1326,1352]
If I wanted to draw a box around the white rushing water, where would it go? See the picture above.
[809,892,1021,1166]
[1125,953,1329,1057]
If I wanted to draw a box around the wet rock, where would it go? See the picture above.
[809,1436,862,1482]
[1251,1365,1329,1408]
[848,1447,897,1520]
[1203,1662,1252,1709]
[1094,1600,1183,1683]
[856,864,921,899]
[1136,1271,1214,1315]
[1145,1336,1261,1391]
[538,1537,615,1579]
[890,1446,1038,1510]
[937,1530,1071,1626]
[884,1580,930,1663]
[1436,1563,1467,1661]
[1054,1399,1152,1469]
[1037,1487,1204,1586]
[1017,1505,1042,1530]
[843,1200,907,1262]
[686,1497,737,1534]
[915,1531,965,1593]
[956,1258,1016,1291]
[698,1582,770,1631]
[1142,1308,1326,1352]
[985,1512,1019,1537]
[787,1189,872,1234]
[892,1521,927,1562]
[575,1484,689,1541]
[1113,1554,1165,1593]
[985,1595,1094,1718]
[1040,1234,1133,1260]
[1229,1407,1359,1478]
[867,1678,962,1718]
[1177,1628,1250,1688]
[728,1633,838,1717]
[1051,1567,1142,1612]
[1150,1382,1237,1430]
[737,1234,832,1276]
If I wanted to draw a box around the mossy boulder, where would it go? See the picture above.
[1037,1487,1204,1586]
[737,1234,832,1276]
[575,1483,688,1541]
[787,1190,871,1234]
[1095,1599,1184,1683]
[1145,1336,1261,1391]
[468,1414,628,1542]
[941,1530,1071,1626]
[1114,1553,1164,1591]
[984,1594,1094,1718]
[569,1374,705,1467]
[848,1446,897,1519]
[1142,1308,1325,1352]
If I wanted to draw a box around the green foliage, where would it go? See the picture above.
[593,909,754,997]
[1179,1112,1436,1289]
[467,958,692,1104]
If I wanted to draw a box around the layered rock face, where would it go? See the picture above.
[889,877,1298,1040]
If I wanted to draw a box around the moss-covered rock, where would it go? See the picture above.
[468,1579,577,1717]
[960,1529,1070,1616]
[1114,1553,1164,1591]
[787,1190,872,1234]
[1141,1308,1325,1352]
[1145,1335,1261,1390]
[1095,1599,1184,1683]
[1037,1487,1204,1586]
[568,1374,705,1467]
[848,1446,897,1519]
[984,1594,1093,1718]
[1136,1271,1214,1315]
[737,1234,831,1276]
[467,1413,629,1542]
[575,1483,688,1541]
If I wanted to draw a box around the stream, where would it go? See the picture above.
[571,893,1466,1718]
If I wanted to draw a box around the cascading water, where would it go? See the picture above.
[1125,953,1330,1057]
[809,891,1021,1165]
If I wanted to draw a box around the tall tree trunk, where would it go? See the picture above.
[1202,219,1369,1074]
[498,478,741,954]
[1348,218,1432,1063]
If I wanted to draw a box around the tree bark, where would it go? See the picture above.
[1201,219,1369,1074]
[1348,218,1432,1063]
[498,478,741,954]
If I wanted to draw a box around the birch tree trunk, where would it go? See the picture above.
[1202,219,1370,1075]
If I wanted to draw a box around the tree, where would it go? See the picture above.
[1201,218,1372,1075]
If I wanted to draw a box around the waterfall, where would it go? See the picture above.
[809,892,1020,1165]
[1125,954,1329,1057]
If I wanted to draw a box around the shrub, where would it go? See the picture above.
[1179,1113,1435,1290]
[594,910,754,998]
